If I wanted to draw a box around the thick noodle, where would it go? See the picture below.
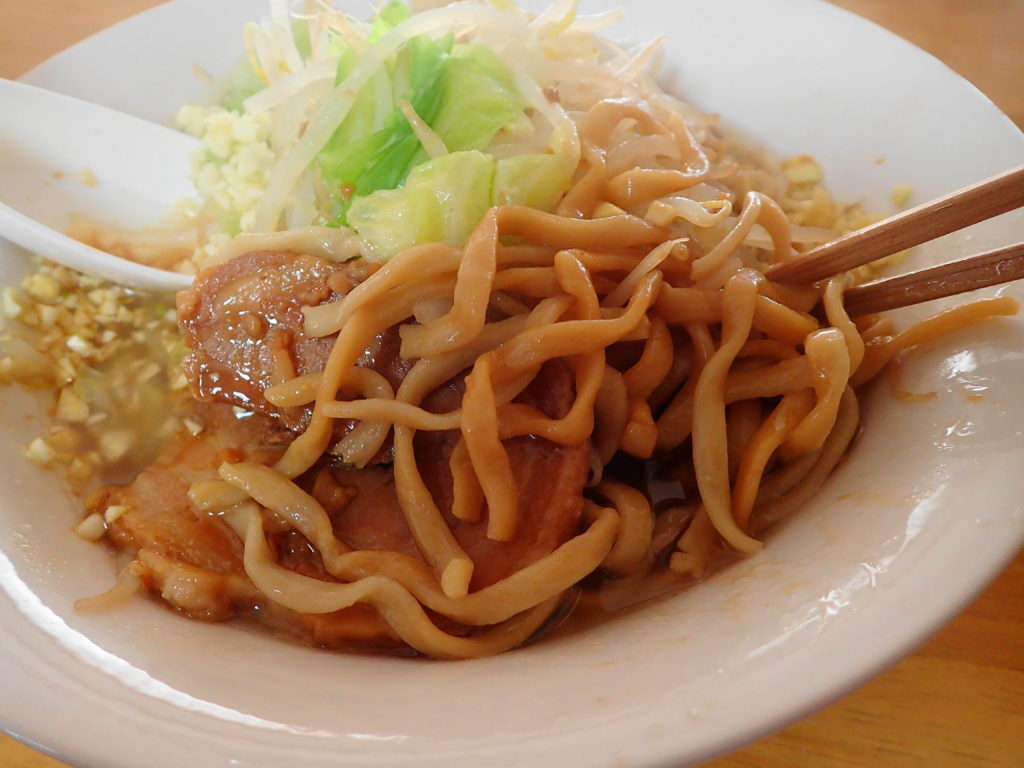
[177,96,1018,659]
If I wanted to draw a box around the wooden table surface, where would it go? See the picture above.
[1,1,1021,766]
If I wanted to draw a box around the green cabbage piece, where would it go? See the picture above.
[493,154,574,211]
[430,44,526,153]
[353,34,452,195]
[317,32,453,224]
[348,150,495,261]
[369,1,412,41]
[348,150,573,261]
[316,7,530,226]
[311,0,573,249]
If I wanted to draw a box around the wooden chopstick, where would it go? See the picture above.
[841,242,1024,317]
[765,164,1024,284]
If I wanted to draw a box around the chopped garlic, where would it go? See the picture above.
[76,168,98,187]
[54,356,76,385]
[67,455,96,483]
[24,437,55,466]
[46,426,82,453]
[137,361,162,383]
[169,369,189,390]
[65,335,92,354]
[103,505,128,524]
[175,104,275,244]
[891,184,914,207]
[98,429,135,462]
[74,512,107,541]
[782,156,823,185]
[3,258,187,497]
[36,304,59,329]
[3,288,23,318]
[24,273,61,303]
[56,387,90,423]
[183,417,204,436]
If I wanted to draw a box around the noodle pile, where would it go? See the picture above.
[182,97,1017,658]
[0,0,1012,662]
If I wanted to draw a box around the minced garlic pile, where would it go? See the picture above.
[780,155,879,233]
[779,154,908,279]
[176,103,277,260]
[1,259,189,495]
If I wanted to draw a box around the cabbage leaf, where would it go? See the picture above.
[349,150,573,261]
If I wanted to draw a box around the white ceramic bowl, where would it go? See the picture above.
[2,2,1023,767]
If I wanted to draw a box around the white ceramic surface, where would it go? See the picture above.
[2,2,1023,767]
[0,79,195,291]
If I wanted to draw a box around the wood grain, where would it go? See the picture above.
[706,554,1024,768]
[0,2,1022,768]
[766,166,1024,284]
[828,0,1024,131]
[842,242,1024,317]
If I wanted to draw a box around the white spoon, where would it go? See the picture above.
[0,78,198,292]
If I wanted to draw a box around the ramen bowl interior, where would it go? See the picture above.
[0,1,1022,767]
